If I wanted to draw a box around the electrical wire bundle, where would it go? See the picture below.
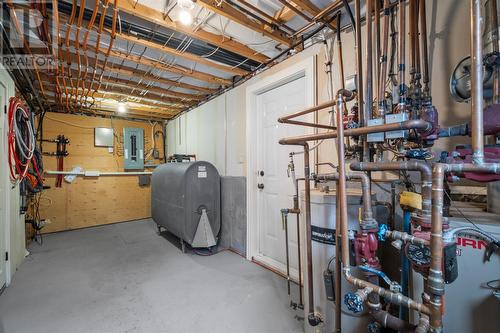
[7,97,42,186]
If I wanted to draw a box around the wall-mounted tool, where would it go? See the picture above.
[42,135,69,187]
[123,128,144,170]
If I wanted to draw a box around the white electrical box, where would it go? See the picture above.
[94,128,114,147]
[367,118,385,142]
[385,113,409,139]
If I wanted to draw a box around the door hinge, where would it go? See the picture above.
[4,252,8,261]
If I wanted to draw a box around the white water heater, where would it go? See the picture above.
[302,189,371,333]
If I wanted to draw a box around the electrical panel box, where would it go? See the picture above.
[367,118,385,142]
[385,113,409,139]
[123,128,144,170]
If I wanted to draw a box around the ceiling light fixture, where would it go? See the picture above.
[117,102,127,113]
[177,0,195,26]
[178,9,193,26]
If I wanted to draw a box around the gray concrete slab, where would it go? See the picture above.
[0,219,304,333]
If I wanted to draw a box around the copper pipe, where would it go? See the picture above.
[238,0,295,34]
[488,0,499,103]
[93,0,119,100]
[385,229,429,246]
[365,0,374,120]
[278,100,337,122]
[375,0,381,89]
[80,0,100,106]
[314,172,374,223]
[471,0,484,164]
[6,1,48,99]
[414,0,421,81]
[302,143,322,326]
[354,0,370,162]
[86,0,111,102]
[378,0,391,114]
[371,309,416,332]
[279,119,336,130]
[74,0,86,106]
[64,0,77,109]
[291,0,343,37]
[409,0,415,78]
[334,89,430,316]
[415,314,430,333]
[354,0,364,111]
[335,181,341,333]
[337,14,345,94]
[279,143,322,326]
[398,0,407,107]
[279,118,431,145]
[52,0,63,106]
[350,161,432,216]
[419,0,430,97]
[428,162,500,331]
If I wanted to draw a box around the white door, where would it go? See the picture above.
[254,76,312,277]
[0,85,7,289]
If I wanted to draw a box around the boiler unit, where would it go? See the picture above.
[152,161,221,249]
[411,210,500,333]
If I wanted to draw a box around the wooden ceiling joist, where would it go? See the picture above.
[45,97,175,120]
[105,76,205,101]
[103,63,218,95]
[276,0,311,21]
[59,50,220,95]
[41,78,193,108]
[48,104,173,121]
[43,69,204,101]
[196,0,292,46]
[61,39,231,86]
[117,0,269,63]
[288,0,321,16]
[49,94,179,116]
[112,31,249,76]
[274,5,297,23]
[105,47,231,86]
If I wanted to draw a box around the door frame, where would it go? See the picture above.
[246,56,316,263]
[0,76,10,287]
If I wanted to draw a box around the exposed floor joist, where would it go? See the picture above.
[117,0,270,63]
[41,79,194,108]
[196,0,292,46]
[111,30,250,76]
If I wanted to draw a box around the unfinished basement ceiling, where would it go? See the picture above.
[3,0,342,121]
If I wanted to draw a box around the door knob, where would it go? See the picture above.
[257,183,265,190]
[259,170,265,176]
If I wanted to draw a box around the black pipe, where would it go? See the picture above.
[341,0,356,30]
[56,1,259,71]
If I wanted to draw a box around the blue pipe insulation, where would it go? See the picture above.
[400,210,411,321]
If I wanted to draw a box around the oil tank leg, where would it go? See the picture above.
[156,224,163,235]
[180,239,186,253]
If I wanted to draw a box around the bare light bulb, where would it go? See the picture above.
[117,102,127,113]
[178,9,193,26]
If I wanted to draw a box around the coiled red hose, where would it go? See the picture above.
[7,97,37,183]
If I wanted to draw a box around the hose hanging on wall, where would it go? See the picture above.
[7,97,36,184]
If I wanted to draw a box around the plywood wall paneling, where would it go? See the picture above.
[39,112,164,233]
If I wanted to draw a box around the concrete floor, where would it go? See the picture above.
[0,219,303,333]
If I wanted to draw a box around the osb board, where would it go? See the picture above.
[39,112,164,233]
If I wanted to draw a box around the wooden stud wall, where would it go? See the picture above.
[39,112,164,233]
